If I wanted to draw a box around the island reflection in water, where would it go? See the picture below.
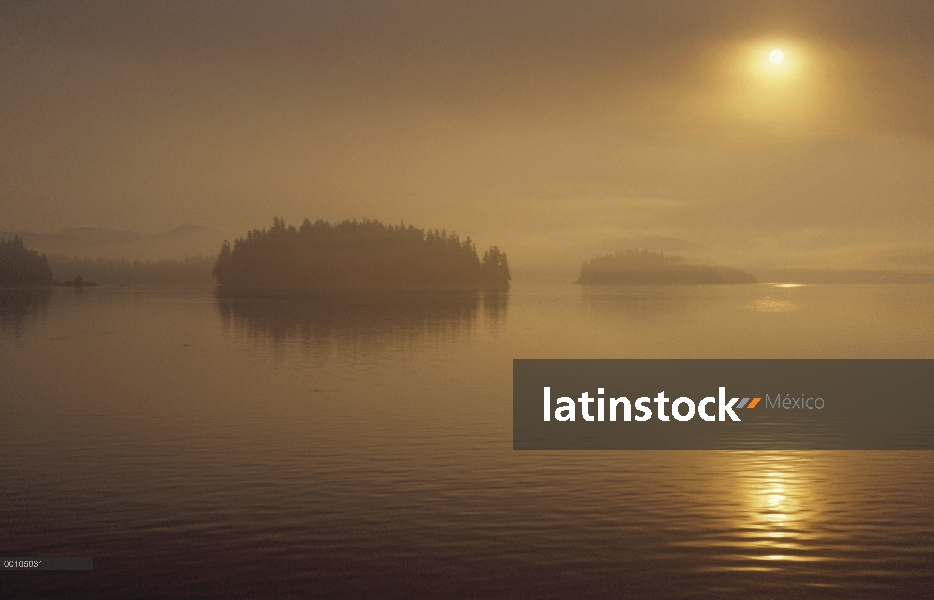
[216,290,508,346]
[0,288,51,337]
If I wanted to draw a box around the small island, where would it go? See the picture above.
[212,218,511,292]
[576,249,756,285]
[54,275,99,287]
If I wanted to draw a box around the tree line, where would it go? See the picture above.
[212,218,511,292]
[48,255,215,285]
[3,219,513,289]
[0,236,54,285]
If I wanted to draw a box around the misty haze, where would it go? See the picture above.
[2,2,934,599]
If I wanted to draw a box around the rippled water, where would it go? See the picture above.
[1,283,933,598]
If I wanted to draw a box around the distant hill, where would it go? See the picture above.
[0,225,225,260]
[577,249,757,284]
[50,227,140,244]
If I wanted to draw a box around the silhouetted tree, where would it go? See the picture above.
[481,246,511,288]
[0,236,54,285]
[212,218,511,291]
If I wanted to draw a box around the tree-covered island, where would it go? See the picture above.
[0,236,54,286]
[576,249,756,284]
[212,218,511,292]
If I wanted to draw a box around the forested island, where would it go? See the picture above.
[576,249,757,284]
[212,218,511,292]
[0,236,54,285]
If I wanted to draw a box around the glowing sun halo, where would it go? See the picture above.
[769,49,785,64]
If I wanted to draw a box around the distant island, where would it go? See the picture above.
[576,249,757,284]
[212,218,511,292]
[53,276,99,287]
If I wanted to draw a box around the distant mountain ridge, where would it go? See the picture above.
[0,225,225,260]
[46,227,140,244]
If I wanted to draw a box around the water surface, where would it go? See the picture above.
[2,283,933,598]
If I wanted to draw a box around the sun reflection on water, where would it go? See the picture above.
[737,454,830,567]
[749,298,796,312]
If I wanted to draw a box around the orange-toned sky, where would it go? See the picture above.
[1,1,932,271]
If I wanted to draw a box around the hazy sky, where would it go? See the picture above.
[2,1,932,269]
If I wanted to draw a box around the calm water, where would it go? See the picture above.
[1,283,933,598]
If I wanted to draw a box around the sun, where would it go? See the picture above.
[769,49,785,64]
